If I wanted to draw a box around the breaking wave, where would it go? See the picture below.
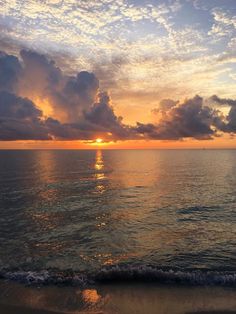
[1,265,236,287]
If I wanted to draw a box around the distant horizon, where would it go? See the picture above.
[1,147,236,151]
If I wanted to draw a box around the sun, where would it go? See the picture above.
[96,138,103,144]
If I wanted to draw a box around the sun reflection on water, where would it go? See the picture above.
[94,150,106,194]
[94,150,104,173]
[81,289,101,304]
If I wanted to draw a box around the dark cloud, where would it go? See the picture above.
[154,99,179,112]
[151,98,179,120]
[0,90,42,119]
[20,49,62,87]
[0,91,50,140]
[136,96,221,140]
[85,92,122,128]
[61,71,99,122]
[0,50,131,141]
[19,49,63,114]
[44,118,99,141]
[85,91,134,140]
[0,49,235,142]
[0,90,106,141]
[0,51,22,92]
[209,95,236,133]
[226,107,236,132]
[210,95,236,107]
[20,50,99,123]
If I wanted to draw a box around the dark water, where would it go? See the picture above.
[0,149,236,286]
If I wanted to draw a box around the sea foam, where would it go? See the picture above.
[1,265,236,287]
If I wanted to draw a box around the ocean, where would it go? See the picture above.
[0,149,236,313]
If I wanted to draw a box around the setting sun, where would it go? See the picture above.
[96,138,103,144]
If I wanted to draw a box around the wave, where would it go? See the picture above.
[178,206,220,214]
[1,265,236,287]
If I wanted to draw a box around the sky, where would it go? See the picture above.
[0,0,236,149]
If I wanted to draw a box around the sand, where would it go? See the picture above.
[0,280,236,314]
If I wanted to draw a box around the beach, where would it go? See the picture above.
[0,280,236,314]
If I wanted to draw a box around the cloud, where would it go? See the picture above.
[0,50,133,141]
[0,49,235,142]
[152,98,179,119]
[61,71,99,122]
[209,95,236,133]
[20,49,62,94]
[0,51,22,92]
[158,98,179,111]
[0,91,50,140]
[85,91,133,140]
[1,0,236,107]
[19,49,99,123]
[210,95,236,107]
[136,95,222,140]
[208,9,232,38]
[0,89,122,141]
[226,107,236,132]
[0,91,41,119]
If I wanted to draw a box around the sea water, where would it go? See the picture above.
[0,149,236,286]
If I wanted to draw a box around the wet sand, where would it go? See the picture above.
[0,304,61,314]
[0,280,236,314]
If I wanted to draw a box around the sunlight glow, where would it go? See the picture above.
[96,138,103,144]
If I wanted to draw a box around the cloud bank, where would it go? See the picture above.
[0,50,235,142]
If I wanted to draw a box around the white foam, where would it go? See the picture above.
[96,266,236,286]
[1,266,236,287]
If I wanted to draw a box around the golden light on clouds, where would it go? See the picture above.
[32,97,53,118]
